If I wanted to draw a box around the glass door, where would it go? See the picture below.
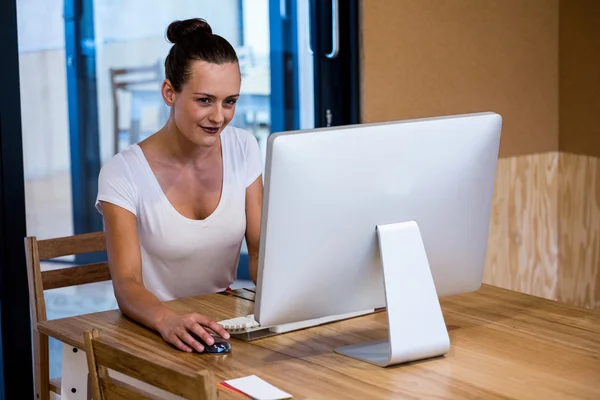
[270,0,360,132]
[309,0,360,127]
[4,0,361,396]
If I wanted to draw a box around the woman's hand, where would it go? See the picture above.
[156,311,231,353]
[101,202,231,353]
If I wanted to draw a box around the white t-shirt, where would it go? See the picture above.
[95,126,262,301]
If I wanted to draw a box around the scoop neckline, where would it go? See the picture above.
[131,138,227,225]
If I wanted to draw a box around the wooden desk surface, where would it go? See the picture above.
[38,284,600,399]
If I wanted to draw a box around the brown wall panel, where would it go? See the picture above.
[559,0,600,157]
[361,0,559,158]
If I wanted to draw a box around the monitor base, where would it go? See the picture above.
[335,221,450,367]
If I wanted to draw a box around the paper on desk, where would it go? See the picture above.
[221,375,293,399]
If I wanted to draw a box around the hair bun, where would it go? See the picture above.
[166,18,212,44]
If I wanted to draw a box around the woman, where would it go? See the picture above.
[95,18,263,353]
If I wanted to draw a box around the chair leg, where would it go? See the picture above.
[34,331,51,400]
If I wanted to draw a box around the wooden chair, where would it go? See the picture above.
[25,232,111,400]
[84,329,217,400]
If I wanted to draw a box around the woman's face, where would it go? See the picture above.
[164,60,241,147]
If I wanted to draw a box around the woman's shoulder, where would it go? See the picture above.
[96,145,144,215]
[99,145,144,181]
[222,125,256,145]
[223,125,260,155]
[223,126,263,185]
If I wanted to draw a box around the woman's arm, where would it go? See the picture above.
[101,201,230,352]
[245,175,263,284]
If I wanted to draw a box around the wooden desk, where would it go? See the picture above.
[38,284,600,399]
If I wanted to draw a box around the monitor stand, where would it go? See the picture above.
[334,221,450,367]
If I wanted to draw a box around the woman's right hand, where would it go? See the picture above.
[156,311,231,353]
[101,201,231,353]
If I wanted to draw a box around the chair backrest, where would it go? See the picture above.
[25,231,110,323]
[24,231,110,400]
[84,329,216,400]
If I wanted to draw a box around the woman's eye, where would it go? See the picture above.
[226,99,238,106]
[196,98,210,104]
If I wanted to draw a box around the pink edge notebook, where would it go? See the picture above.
[219,375,293,399]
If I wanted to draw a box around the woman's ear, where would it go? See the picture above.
[161,79,176,106]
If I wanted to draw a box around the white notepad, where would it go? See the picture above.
[223,375,293,399]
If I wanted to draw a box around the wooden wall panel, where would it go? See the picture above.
[361,0,559,157]
[483,153,559,299]
[484,152,600,310]
[557,154,600,309]
[559,0,600,158]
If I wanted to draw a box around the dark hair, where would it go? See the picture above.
[165,18,238,92]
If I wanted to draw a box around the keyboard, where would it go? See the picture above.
[218,309,374,337]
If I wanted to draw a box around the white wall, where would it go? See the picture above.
[94,0,240,45]
[19,49,71,179]
[17,0,64,52]
[243,0,269,63]
[17,0,69,179]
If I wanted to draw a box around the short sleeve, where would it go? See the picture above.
[244,132,263,187]
[95,154,138,216]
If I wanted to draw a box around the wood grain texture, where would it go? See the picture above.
[85,330,104,400]
[257,288,600,400]
[37,231,106,260]
[42,261,111,290]
[483,152,559,299]
[25,231,108,400]
[484,152,600,310]
[360,0,559,157]
[558,153,600,309]
[38,285,600,400]
[40,294,395,399]
[85,329,216,400]
[25,236,51,400]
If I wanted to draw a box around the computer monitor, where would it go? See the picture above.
[254,112,502,367]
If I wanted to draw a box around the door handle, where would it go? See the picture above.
[325,0,339,59]
[306,0,314,55]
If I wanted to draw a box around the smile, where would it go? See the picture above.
[200,126,220,134]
